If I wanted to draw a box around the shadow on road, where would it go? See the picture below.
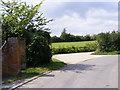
[60,64,96,73]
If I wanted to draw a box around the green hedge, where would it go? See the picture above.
[52,43,97,54]
[96,31,120,52]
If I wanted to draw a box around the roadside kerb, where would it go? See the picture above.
[2,71,52,90]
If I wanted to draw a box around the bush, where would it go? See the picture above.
[111,32,120,51]
[27,34,52,67]
[1,0,53,68]
[96,31,120,52]
[97,32,111,52]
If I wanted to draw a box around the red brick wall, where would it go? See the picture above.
[2,37,26,76]
[19,39,26,70]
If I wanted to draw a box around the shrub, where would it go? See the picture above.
[96,32,111,52]
[96,31,120,52]
[1,0,53,68]
[27,35,52,67]
[85,43,98,51]
[111,32,120,51]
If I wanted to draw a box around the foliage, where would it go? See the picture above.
[96,32,111,52]
[51,29,93,43]
[1,0,53,66]
[27,32,52,67]
[52,31,120,54]
[60,28,67,41]
[110,31,120,51]
[52,45,96,54]
[83,34,91,41]
[51,41,97,54]
[91,34,97,40]
[52,41,96,48]
[51,36,63,43]
[96,31,120,52]
[1,0,52,43]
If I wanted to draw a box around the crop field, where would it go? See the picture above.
[51,41,96,48]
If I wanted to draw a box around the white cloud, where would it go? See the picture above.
[86,8,117,20]
[40,1,64,17]
[47,9,118,36]
[2,0,117,36]
[25,0,118,2]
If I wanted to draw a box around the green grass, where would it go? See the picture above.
[51,41,97,54]
[91,51,120,55]
[51,41,96,48]
[4,58,66,84]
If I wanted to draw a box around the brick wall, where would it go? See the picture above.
[2,37,26,76]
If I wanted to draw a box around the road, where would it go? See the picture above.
[16,53,118,88]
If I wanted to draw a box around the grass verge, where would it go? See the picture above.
[3,58,66,84]
[91,51,120,55]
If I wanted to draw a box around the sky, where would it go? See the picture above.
[39,1,118,36]
[2,0,119,36]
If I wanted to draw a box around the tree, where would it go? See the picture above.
[111,31,120,51]
[96,32,111,52]
[1,0,52,44]
[60,28,67,41]
[83,34,91,41]
[96,31,120,52]
[51,36,63,43]
[1,0,53,66]
[91,34,97,40]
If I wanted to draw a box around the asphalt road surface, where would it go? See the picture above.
[16,53,118,88]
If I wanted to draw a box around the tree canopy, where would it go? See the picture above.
[0,0,52,42]
[1,0,53,66]
[51,28,93,43]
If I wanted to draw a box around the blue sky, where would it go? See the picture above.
[39,1,118,36]
[3,0,118,36]
[41,2,117,18]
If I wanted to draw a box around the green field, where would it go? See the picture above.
[51,41,96,48]
[51,41,97,54]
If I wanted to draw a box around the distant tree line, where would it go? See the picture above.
[51,28,97,43]
[51,30,120,54]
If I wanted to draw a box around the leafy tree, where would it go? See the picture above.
[91,34,97,40]
[97,32,111,52]
[111,31,120,51]
[60,28,68,41]
[51,36,63,43]
[1,0,53,66]
[1,0,52,44]
[83,34,91,41]
[75,36,82,41]
[94,31,120,52]
[53,28,93,42]
[27,33,52,67]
